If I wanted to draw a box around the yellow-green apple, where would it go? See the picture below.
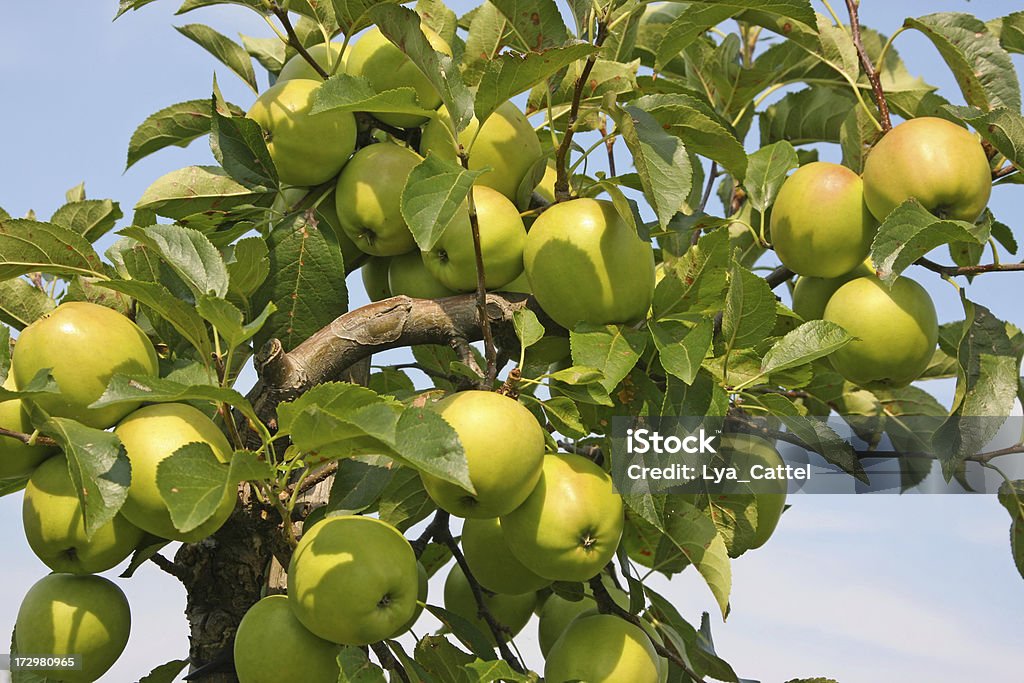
[0,371,53,479]
[712,434,787,551]
[288,515,418,644]
[115,403,236,542]
[422,186,526,291]
[419,391,545,518]
[420,102,544,201]
[347,26,451,128]
[247,79,357,187]
[277,43,347,82]
[15,573,130,683]
[524,199,655,329]
[770,162,877,278]
[461,517,551,594]
[862,116,991,223]
[12,302,158,429]
[399,562,429,633]
[362,256,393,301]
[824,275,939,387]
[545,613,660,683]
[537,575,629,656]
[442,563,536,645]
[500,453,624,581]
[533,160,558,204]
[388,251,458,299]
[334,143,423,256]
[791,260,874,320]
[233,595,341,683]
[22,455,144,574]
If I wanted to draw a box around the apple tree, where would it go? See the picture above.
[2,0,1024,681]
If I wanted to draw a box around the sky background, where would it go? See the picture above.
[1,1,1023,682]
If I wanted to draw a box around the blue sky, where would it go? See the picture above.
[1,2,1023,681]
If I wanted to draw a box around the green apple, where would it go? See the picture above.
[537,575,629,656]
[637,617,670,683]
[442,563,536,645]
[422,186,526,291]
[115,403,236,542]
[791,260,875,321]
[15,573,130,683]
[824,275,938,388]
[388,251,458,299]
[362,256,393,301]
[347,26,452,128]
[712,434,787,551]
[277,43,347,82]
[334,143,423,256]
[288,515,418,645]
[22,455,144,574]
[524,199,655,329]
[770,162,878,278]
[420,102,544,201]
[500,453,624,582]
[234,595,341,683]
[545,613,660,683]
[533,160,557,204]
[247,79,357,187]
[461,517,551,595]
[862,116,992,223]
[420,391,545,518]
[12,302,159,429]
[0,371,53,479]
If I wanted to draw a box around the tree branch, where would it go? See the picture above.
[589,576,709,683]
[371,641,410,683]
[249,293,549,423]
[459,151,498,386]
[0,426,57,448]
[915,257,1024,277]
[691,162,720,246]
[845,0,892,131]
[270,4,330,80]
[149,553,191,584]
[764,265,795,289]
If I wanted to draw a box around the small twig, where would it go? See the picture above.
[289,461,338,497]
[691,162,720,246]
[599,124,617,176]
[149,553,191,584]
[915,257,1024,277]
[846,0,892,131]
[371,641,410,683]
[589,576,710,683]
[554,18,611,201]
[270,4,330,79]
[764,265,795,289]
[0,426,57,448]
[993,163,1019,180]
[458,150,498,387]
[556,440,604,465]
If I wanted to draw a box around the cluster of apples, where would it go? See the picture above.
[1,302,241,681]
[248,23,659,333]
[773,117,991,388]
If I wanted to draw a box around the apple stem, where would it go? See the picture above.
[845,0,892,132]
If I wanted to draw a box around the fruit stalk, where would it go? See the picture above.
[845,0,892,131]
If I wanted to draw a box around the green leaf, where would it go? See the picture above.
[816,12,858,82]
[570,323,647,392]
[210,98,278,189]
[934,297,1018,477]
[633,93,747,182]
[91,374,260,426]
[743,140,798,212]
[156,442,231,534]
[120,224,230,298]
[377,467,435,531]
[50,199,123,243]
[310,74,436,120]
[401,153,485,251]
[870,200,989,285]
[905,12,1020,111]
[252,212,348,353]
[759,87,852,147]
[227,450,274,483]
[137,659,190,683]
[126,100,237,170]
[760,320,853,375]
[991,12,1024,55]
[474,42,597,122]
[489,0,567,52]
[39,419,130,539]
[539,396,587,439]
[652,229,730,318]
[337,645,387,683]
[175,24,258,92]
[0,477,28,498]
[0,279,55,330]
[328,456,395,514]
[95,279,214,358]
[512,308,545,350]
[415,634,476,680]
[607,103,691,230]
[115,0,160,19]
[225,236,270,299]
[395,407,474,492]
[462,659,533,682]
[649,319,713,385]
[329,0,399,36]
[461,1,510,86]
[196,295,276,349]
[422,606,496,661]
[655,4,736,72]
[945,105,1024,169]
[0,218,106,280]
[723,263,776,351]
[135,165,275,221]
[369,4,475,131]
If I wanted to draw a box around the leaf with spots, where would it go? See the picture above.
[0,219,107,281]
[489,0,567,52]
